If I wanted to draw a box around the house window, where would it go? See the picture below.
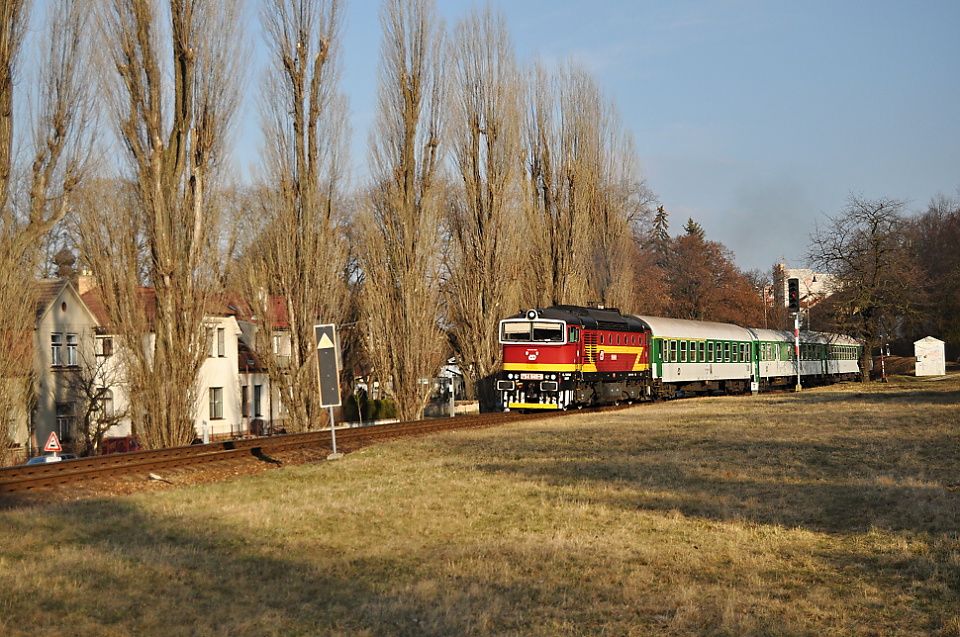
[254,384,263,417]
[241,386,249,419]
[96,336,114,357]
[209,387,223,420]
[97,389,114,420]
[51,333,63,366]
[217,328,226,357]
[272,333,282,354]
[65,334,78,366]
[56,402,74,441]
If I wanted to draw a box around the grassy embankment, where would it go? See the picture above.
[1,374,958,636]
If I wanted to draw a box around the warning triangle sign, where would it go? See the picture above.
[318,333,335,349]
[43,431,62,453]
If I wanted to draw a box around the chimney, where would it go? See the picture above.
[77,268,96,296]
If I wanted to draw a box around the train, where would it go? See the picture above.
[496,305,862,410]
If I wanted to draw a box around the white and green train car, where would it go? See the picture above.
[635,315,863,397]
[748,328,862,386]
[636,315,756,397]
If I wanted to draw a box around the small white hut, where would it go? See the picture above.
[914,336,946,376]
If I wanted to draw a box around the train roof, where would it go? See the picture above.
[505,306,861,345]
[748,327,861,346]
[630,315,754,341]
[507,305,647,331]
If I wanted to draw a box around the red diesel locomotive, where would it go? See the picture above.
[496,305,651,410]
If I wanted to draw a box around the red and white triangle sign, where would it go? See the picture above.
[43,431,62,453]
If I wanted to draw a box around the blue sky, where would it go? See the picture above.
[274,0,958,272]
[30,0,959,273]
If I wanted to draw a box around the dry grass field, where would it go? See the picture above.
[1,375,958,636]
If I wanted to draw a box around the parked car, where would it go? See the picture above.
[24,453,77,465]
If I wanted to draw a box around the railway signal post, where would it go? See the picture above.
[314,324,343,460]
[788,278,802,392]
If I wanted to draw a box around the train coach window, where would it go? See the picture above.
[698,341,705,362]
[680,340,687,362]
[724,342,731,362]
[742,343,749,361]
[732,343,739,362]
[707,341,714,362]
[670,340,678,362]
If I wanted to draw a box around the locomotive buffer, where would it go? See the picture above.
[314,323,343,460]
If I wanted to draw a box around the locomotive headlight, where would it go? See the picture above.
[526,309,538,320]
[507,373,514,380]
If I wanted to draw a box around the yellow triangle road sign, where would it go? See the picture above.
[318,333,335,349]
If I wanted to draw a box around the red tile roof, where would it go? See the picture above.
[81,287,158,330]
[82,287,290,331]
[34,280,66,319]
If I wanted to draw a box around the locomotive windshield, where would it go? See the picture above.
[500,320,565,343]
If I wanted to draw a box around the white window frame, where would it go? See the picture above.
[51,333,63,366]
[209,387,223,420]
[66,333,78,366]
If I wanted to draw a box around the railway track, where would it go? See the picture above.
[0,407,580,494]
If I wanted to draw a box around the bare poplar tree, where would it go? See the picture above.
[444,7,522,402]
[78,1,243,449]
[240,0,351,432]
[521,64,651,310]
[357,0,446,421]
[0,0,92,460]
[586,108,654,310]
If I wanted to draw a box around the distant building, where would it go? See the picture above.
[914,336,946,376]
[773,262,838,309]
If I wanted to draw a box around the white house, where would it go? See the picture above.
[0,271,300,462]
[914,336,946,376]
[32,279,106,453]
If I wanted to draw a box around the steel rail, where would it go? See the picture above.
[0,407,588,494]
